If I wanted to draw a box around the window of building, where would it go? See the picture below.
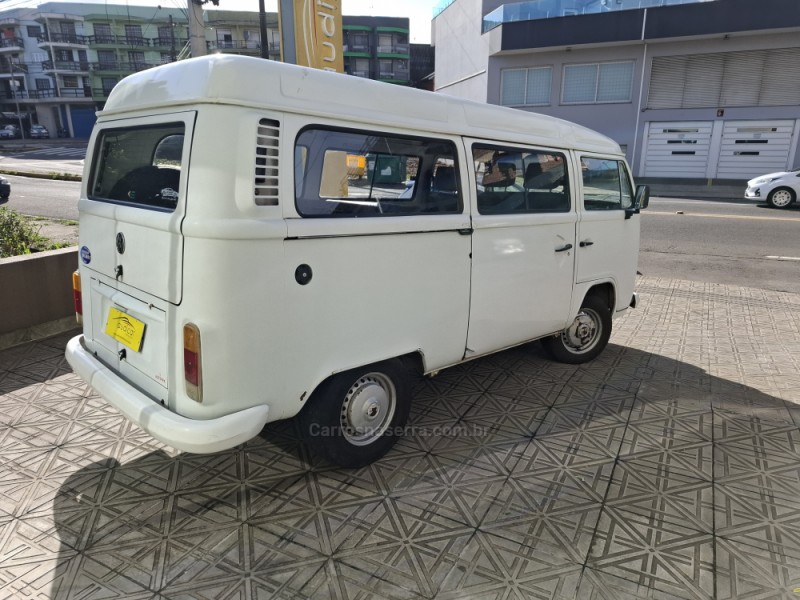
[62,75,78,88]
[27,25,42,39]
[294,127,462,217]
[98,50,116,68]
[101,77,117,95]
[124,24,143,43]
[128,51,145,68]
[349,57,370,77]
[59,22,76,36]
[562,61,633,104]
[346,32,369,52]
[581,157,633,210]
[501,66,552,106]
[94,23,112,41]
[473,144,569,214]
[35,78,51,90]
[56,49,72,62]
[157,25,173,44]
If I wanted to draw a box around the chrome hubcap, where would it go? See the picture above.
[772,190,793,207]
[561,308,602,354]
[340,373,396,446]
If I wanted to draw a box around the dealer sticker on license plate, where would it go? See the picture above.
[105,307,146,352]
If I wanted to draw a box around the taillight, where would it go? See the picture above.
[183,323,203,403]
[72,270,82,324]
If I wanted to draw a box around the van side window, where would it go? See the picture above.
[581,157,633,210]
[90,123,184,211]
[294,127,462,217]
[473,145,570,214]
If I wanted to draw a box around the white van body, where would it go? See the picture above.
[66,55,645,464]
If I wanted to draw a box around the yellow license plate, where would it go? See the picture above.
[105,307,146,352]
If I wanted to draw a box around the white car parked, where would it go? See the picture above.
[745,169,799,209]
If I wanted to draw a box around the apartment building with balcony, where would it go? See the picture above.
[0,9,94,137]
[434,0,800,181]
[206,10,279,58]
[0,4,428,137]
[343,16,411,84]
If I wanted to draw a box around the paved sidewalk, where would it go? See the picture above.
[1,277,800,599]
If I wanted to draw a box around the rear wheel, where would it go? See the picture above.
[299,359,411,468]
[767,187,795,209]
[542,294,612,364]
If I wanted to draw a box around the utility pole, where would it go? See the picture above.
[258,0,269,59]
[169,14,177,62]
[9,56,25,139]
[188,0,206,58]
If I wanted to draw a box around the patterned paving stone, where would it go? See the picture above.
[1,277,800,598]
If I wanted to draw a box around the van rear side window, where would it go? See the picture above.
[294,127,462,217]
[90,123,185,211]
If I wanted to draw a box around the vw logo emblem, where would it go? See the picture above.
[116,232,126,255]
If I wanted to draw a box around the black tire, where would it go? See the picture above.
[541,294,612,364]
[299,359,411,468]
[766,187,796,209]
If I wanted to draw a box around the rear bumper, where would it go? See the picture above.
[65,335,270,454]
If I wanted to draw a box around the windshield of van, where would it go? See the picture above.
[90,123,185,211]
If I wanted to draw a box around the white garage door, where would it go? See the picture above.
[717,120,796,179]
[643,121,713,178]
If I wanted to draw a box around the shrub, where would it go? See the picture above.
[0,208,46,258]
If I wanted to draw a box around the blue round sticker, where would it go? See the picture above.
[80,246,91,265]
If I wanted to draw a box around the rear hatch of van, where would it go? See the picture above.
[78,112,194,402]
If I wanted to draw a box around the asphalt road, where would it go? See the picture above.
[641,196,800,293]
[0,144,85,177]
[3,174,81,220]
[4,175,799,293]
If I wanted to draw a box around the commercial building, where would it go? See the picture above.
[433,0,800,180]
[0,3,422,137]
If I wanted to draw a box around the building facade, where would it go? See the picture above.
[343,16,411,84]
[433,0,800,180]
[0,3,424,138]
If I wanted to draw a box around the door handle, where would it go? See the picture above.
[555,243,573,253]
[579,240,594,247]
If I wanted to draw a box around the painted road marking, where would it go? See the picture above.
[646,211,800,223]
[653,199,749,206]
[765,256,800,262]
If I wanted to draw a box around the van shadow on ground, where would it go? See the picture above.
[31,342,800,599]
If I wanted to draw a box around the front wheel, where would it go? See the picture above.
[767,187,796,209]
[299,359,411,468]
[542,295,612,364]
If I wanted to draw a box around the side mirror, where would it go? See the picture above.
[635,184,650,209]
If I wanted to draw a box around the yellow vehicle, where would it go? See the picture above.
[346,154,366,178]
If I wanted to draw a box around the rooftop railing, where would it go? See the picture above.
[483,0,717,33]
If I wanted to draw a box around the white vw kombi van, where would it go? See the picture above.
[66,55,649,467]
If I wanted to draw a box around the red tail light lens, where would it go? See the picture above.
[183,323,202,403]
[72,270,82,324]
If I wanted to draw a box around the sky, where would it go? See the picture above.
[0,0,441,43]
[249,0,441,43]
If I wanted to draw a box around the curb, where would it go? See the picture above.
[0,169,81,182]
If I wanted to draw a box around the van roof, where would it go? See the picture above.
[102,54,621,155]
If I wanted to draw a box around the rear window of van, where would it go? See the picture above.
[90,123,185,211]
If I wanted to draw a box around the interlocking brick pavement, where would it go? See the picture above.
[1,276,800,599]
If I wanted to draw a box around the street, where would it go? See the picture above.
[641,196,800,293]
[2,174,80,221]
[4,172,799,293]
